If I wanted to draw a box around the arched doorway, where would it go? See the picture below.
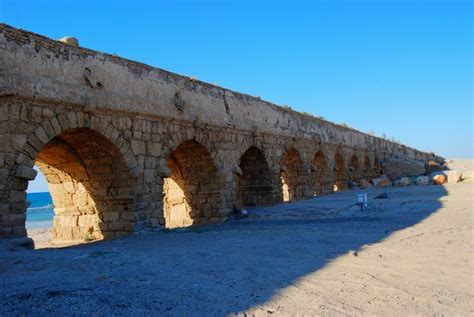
[280,148,305,202]
[31,128,136,244]
[349,154,359,182]
[237,146,273,207]
[333,152,346,191]
[312,151,328,196]
[163,140,222,228]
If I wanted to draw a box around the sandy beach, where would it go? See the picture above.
[1,177,473,316]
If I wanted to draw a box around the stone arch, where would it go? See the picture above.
[236,146,273,207]
[374,156,382,176]
[349,154,359,182]
[333,152,346,191]
[312,150,329,196]
[22,113,139,174]
[162,127,227,174]
[163,139,223,228]
[6,112,139,243]
[37,128,136,240]
[280,147,306,202]
[32,128,135,242]
[364,155,371,179]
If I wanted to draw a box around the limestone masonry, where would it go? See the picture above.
[0,24,439,242]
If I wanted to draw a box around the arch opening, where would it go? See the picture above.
[374,156,382,177]
[333,152,346,192]
[163,140,222,228]
[237,146,273,208]
[349,154,359,182]
[364,156,371,180]
[29,128,135,245]
[280,148,305,202]
[312,151,328,196]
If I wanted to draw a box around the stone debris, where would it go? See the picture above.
[426,160,443,173]
[394,177,411,187]
[416,176,430,186]
[432,174,447,185]
[431,170,463,184]
[372,175,392,187]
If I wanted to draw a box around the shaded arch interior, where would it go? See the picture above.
[349,154,359,182]
[374,156,382,176]
[33,128,135,242]
[280,148,306,202]
[312,151,329,196]
[237,146,273,207]
[163,140,221,228]
[334,152,346,191]
[364,156,371,179]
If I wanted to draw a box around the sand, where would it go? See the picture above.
[1,174,473,315]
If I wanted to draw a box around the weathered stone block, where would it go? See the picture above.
[57,114,70,130]
[0,169,8,185]
[54,215,79,227]
[147,142,162,156]
[107,222,124,231]
[15,165,37,180]
[50,117,62,135]
[9,190,26,202]
[34,126,49,144]
[102,212,120,222]
[78,214,97,227]
[11,178,28,191]
[131,140,146,155]
[1,214,25,226]
[11,134,27,151]
[0,204,9,215]
[16,153,34,167]
[42,108,54,117]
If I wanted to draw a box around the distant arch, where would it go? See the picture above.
[374,156,382,176]
[280,148,306,202]
[364,156,371,179]
[333,152,346,191]
[163,139,222,228]
[237,146,273,207]
[312,151,329,196]
[349,154,359,182]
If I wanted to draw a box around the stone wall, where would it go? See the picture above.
[0,24,439,242]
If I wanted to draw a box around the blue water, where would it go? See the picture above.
[26,192,54,228]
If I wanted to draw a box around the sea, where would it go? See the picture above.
[26,192,54,229]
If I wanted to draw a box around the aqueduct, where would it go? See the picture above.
[0,24,436,242]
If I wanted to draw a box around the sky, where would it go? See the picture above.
[1,0,472,193]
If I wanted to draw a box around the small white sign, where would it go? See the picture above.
[357,193,368,208]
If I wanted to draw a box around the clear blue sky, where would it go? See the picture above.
[1,0,472,192]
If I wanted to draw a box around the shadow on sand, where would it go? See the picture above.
[0,185,448,315]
